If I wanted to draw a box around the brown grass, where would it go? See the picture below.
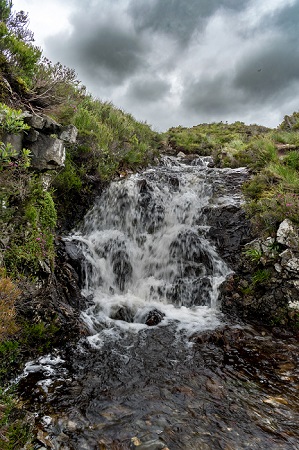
[0,271,20,341]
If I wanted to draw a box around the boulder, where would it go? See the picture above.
[43,116,61,134]
[144,309,165,326]
[24,113,45,130]
[29,134,65,170]
[111,306,134,322]
[60,125,78,143]
[277,219,299,249]
[26,129,39,143]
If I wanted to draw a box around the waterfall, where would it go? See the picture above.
[18,157,299,450]
[67,156,246,341]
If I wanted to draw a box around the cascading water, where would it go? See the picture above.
[69,156,242,342]
[18,156,299,450]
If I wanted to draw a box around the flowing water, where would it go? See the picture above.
[18,156,299,449]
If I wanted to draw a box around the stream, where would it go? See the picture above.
[18,156,299,449]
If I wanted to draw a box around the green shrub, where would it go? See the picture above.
[21,321,59,354]
[243,247,263,263]
[284,150,299,170]
[0,103,30,134]
[270,130,299,145]
[268,163,299,191]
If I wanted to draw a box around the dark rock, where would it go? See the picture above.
[144,309,165,326]
[43,116,61,134]
[168,175,180,189]
[24,113,45,129]
[112,250,133,292]
[2,132,23,154]
[25,128,39,142]
[204,204,253,269]
[18,273,88,348]
[170,230,213,271]
[111,306,134,322]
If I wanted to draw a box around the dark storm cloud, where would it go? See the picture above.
[72,25,146,85]
[43,0,299,129]
[129,0,248,44]
[181,1,299,126]
[45,3,149,86]
[234,38,299,101]
[182,74,245,117]
[127,77,171,102]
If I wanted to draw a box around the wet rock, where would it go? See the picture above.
[111,306,134,323]
[169,276,212,307]
[131,438,168,449]
[18,273,88,348]
[205,204,252,269]
[37,430,55,449]
[170,230,213,271]
[206,378,225,399]
[57,239,87,290]
[138,179,153,208]
[167,175,180,189]
[137,178,151,193]
[112,250,133,292]
[145,309,165,326]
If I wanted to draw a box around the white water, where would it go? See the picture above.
[67,156,246,343]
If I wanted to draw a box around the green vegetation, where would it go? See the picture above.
[166,121,270,158]
[0,388,33,449]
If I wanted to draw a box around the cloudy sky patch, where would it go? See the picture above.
[13,0,299,130]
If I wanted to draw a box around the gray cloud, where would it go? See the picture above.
[46,2,149,86]
[126,76,171,102]
[182,74,245,117]
[234,38,299,101]
[41,0,299,130]
[129,0,248,44]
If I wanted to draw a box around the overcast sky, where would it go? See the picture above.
[13,0,299,131]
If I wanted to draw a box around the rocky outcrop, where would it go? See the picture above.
[4,113,78,170]
[24,114,78,170]
[220,218,299,328]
